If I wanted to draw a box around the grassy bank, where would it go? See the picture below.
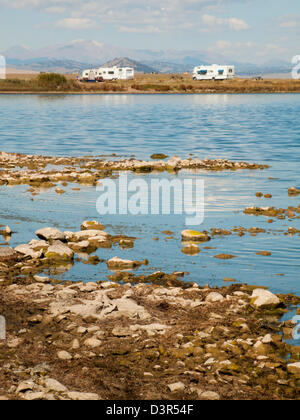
[1,72,300,94]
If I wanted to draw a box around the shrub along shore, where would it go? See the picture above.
[1,73,300,94]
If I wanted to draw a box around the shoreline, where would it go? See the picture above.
[0,270,299,400]
[1,90,300,95]
[1,75,300,95]
[0,150,299,400]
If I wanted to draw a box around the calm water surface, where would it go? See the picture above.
[0,94,299,305]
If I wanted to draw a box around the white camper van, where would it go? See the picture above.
[193,65,235,81]
[82,66,134,82]
[97,66,134,81]
[81,69,97,82]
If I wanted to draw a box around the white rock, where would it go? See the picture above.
[287,362,300,374]
[45,242,74,261]
[251,289,280,308]
[33,275,50,283]
[23,392,46,401]
[262,334,273,344]
[168,382,185,392]
[74,230,108,241]
[15,244,43,259]
[57,351,72,361]
[72,339,80,350]
[16,381,35,393]
[205,292,224,303]
[43,378,67,393]
[107,256,140,269]
[84,338,102,348]
[200,391,220,400]
[36,227,65,241]
[67,392,99,401]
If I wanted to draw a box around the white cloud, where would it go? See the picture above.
[227,17,250,31]
[280,21,298,28]
[201,14,250,31]
[118,25,162,34]
[0,0,251,33]
[45,6,65,14]
[55,18,95,30]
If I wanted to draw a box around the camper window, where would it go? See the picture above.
[108,71,114,75]
[218,70,224,75]
[198,70,207,75]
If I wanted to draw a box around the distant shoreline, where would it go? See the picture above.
[1,74,300,94]
[0,90,300,95]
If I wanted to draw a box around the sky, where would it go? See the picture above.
[0,0,299,63]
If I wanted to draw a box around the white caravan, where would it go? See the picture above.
[97,66,134,81]
[81,69,97,82]
[81,66,134,82]
[193,65,235,81]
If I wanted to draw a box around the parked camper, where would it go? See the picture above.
[97,66,134,81]
[81,66,134,82]
[193,65,235,81]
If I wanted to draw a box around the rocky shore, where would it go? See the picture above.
[0,150,299,400]
[0,151,267,191]
[0,271,299,400]
[0,221,299,400]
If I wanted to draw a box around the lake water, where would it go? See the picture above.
[0,94,300,303]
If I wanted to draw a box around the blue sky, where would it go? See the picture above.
[0,0,299,62]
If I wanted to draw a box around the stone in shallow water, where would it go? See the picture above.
[45,242,74,261]
[15,244,43,259]
[288,187,300,196]
[181,230,211,242]
[81,220,105,231]
[181,244,200,255]
[36,227,65,242]
[107,256,147,270]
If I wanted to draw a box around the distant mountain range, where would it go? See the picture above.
[2,40,292,76]
[102,57,157,74]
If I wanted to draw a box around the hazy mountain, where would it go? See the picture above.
[2,40,219,67]
[102,57,157,73]
[2,40,292,76]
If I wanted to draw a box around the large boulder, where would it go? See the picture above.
[36,227,65,242]
[15,244,43,259]
[45,242,74,261]
[251,289,280,309]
